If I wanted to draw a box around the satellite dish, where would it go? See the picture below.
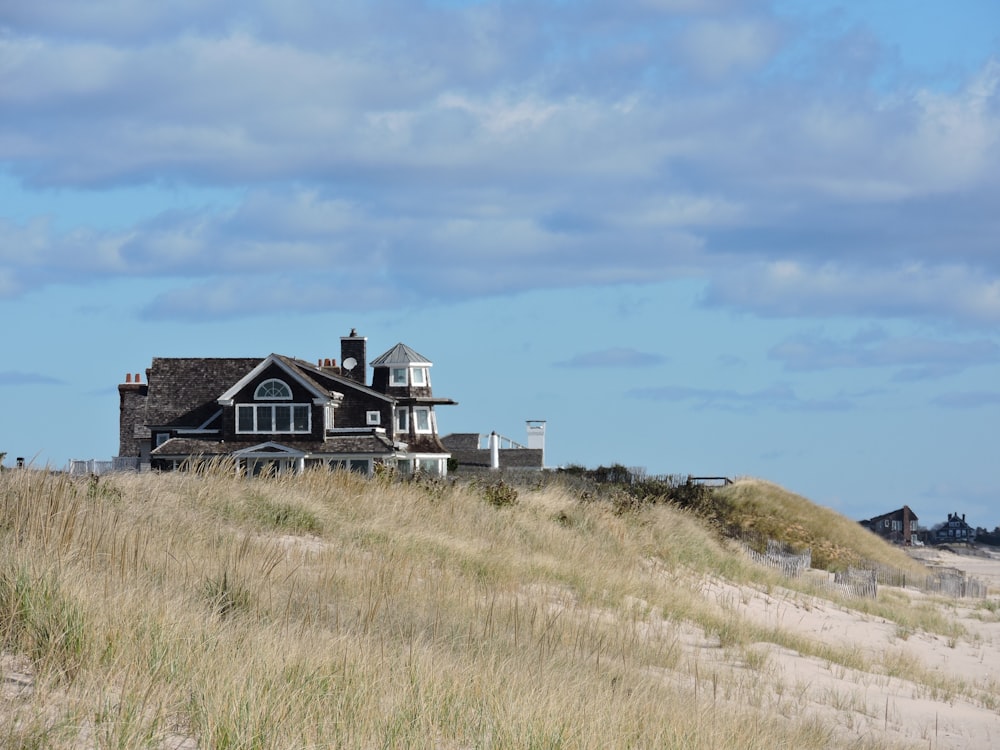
[342,357,357,371]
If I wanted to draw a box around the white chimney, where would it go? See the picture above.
[526,420,546,467]
[489,431,500,470]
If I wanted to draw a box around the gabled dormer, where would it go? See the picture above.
[217,354,343,438]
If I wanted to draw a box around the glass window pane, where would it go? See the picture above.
[257,406,273,431]
[396,409,408,431]
[275,405,291,431]
[391,368,407,386]
[293,405,310,432]
[237,405,254,432]
[414,408,430,431]
[418,458,442,475]
[411,367,426,385]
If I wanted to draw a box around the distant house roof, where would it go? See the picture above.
[370,343,432,367]
[440,432,544,469]
[440,433,480,450]
[864,505,918,524]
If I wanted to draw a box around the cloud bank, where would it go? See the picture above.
[1,1,999,325]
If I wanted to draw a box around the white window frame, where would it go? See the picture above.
[417,457,445,475]
[237,404,312,434]
[395,408,409,432]
[390,367,408,386]
[410,367,427,386]
[366,410,381,426]
[255,378,293,400]
[413,406,432,434]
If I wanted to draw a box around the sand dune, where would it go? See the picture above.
[709,548,1000,749]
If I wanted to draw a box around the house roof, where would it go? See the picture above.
[152,433,399,458]
[145,358,261,429]
[281,356,393,402]
[146,353,401,431]
[865,505,918,524]
[440,433,481,450]
[370,343,432,367]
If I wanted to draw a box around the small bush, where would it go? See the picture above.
[482,480,518,508]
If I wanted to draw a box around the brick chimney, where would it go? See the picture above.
[340,328,367,385]
[119,371,149,460]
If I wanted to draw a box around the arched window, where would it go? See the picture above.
[255,379,292,400]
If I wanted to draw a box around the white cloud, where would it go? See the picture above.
[705,261,1000,325]
[677,18,782,79]
[1,2,999,327]
[769,327,1000,377]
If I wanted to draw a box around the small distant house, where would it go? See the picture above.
[116,329,457,477]
[933,512,974,544]
[441,421,546,471]
[860,505,918,546]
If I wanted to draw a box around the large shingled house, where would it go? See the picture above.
[859,505,919,546]
[116,329,456,477]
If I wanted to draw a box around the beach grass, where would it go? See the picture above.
[0,467,981,748]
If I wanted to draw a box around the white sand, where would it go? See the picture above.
[692,550,1000,749]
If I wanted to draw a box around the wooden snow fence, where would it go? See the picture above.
[736,536,811,579]
[831,567,878,599]
[731,530,986,601]
[925,570,988,599]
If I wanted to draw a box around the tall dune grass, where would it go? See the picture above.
[0,468,932,748]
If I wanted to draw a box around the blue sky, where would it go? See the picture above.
[2,0,999,528]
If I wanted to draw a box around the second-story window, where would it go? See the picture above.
[413,407,432,434]
[411,367,427,386]
[237,379,310,433]
[390,367,408,386]
[237,404,311,433]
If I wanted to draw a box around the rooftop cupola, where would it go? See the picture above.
[370,343,433,395]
